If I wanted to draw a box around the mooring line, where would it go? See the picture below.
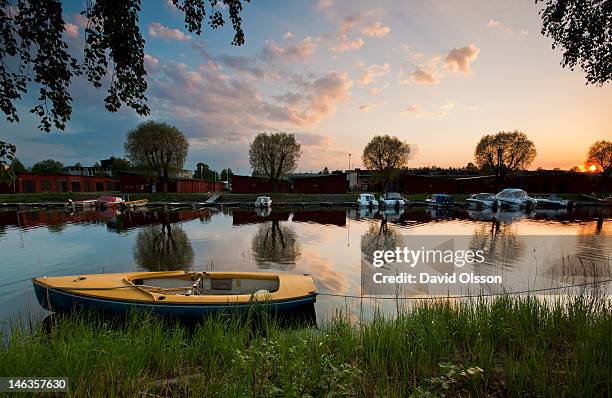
[317,278,612,300]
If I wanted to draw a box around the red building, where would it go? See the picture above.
[231,175,291,194]
[118,172,224,193]
[231,173,346,194]
[0,172,119,194]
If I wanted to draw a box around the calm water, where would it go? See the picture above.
[0,205,610,326]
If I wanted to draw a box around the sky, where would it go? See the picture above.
[2,0,611,174]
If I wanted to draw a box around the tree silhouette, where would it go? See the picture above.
[0,0,250,131]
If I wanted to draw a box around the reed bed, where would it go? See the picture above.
[1,295,610,397]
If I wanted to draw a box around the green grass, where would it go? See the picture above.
[1,296,610,397]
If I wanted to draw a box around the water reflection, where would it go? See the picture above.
[134,221,194,271]
[0,206,610,325]
[251,215,301,269]
[360,218,400,265]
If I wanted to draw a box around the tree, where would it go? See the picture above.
[362,135,411,190]
[474,131,536,181]
[537,0,611,85]
[0,140,16,184]
[124,121,189,192]
[74,162,82,168]
[249,132,302,182]
[32,159,64,174]
[586,140,612,175]
[0,0,250,132]
[110,157,131,175]
[194,163,218,180]
[220,168,233,181]
[321,166,330,174]
[10,158,26,173]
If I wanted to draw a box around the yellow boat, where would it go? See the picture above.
[120,199,148,209]
[32,271,318,318]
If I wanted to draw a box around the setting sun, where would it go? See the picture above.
[589,165,598,172]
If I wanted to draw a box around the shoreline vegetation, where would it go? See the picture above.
[2,296,611,396]
[0,192,608,206]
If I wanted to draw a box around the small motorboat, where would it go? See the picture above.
[425,194,454,207]
[64,199,98,210]
[357,193,379,208]
[378,192,405,208]
[466,193,495,208]
[533,194,572,209]
[97,196,125,209]
[120,199,148,210]
[32,271,317,318]
[494,189,537,210]
[254,196,272,208]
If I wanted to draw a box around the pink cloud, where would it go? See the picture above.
[330,35,364,53]
[361,21,391,38]
[262,36,319,63]
[148,22,191,41]
[444,44,480,74]
[408,66,439,85]
[64,23,79,39]
[358,63,390,86]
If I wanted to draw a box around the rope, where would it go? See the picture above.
[0,277,32,288]
[317,278,612,300]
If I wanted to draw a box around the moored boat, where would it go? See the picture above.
[494,189,537,210]
[120,199,148,210]
[356,193,378,208]
[97,196,125,209]
[466,193,495,208]
[32,271,317,318]
[254,196,272,208]
[533,194,572,209]
[64,199,98,210]
[425,194,454,207]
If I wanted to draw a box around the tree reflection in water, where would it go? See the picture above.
[251,218,300,269]
[134,221,194,271]
[360,219,399,265]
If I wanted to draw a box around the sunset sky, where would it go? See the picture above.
[2,0,611,173]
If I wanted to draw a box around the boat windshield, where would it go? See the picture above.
[135,275,280,296]
[386,193,402,199]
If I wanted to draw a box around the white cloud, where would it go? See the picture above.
[359,103,375,112]
[444,44,480,74]
[361,21,391,38]
[284,31,294,40]
[486,19,528,38]
[403,101,454,117]
[148,22,191,41]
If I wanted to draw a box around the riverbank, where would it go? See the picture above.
[2,295,610,396]
[1,192,608,207]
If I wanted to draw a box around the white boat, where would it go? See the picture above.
[534,194,571,208]
[466,193,496,208]
[64,198,98,210]
[356,193,378,207]
[254,196,272,208]
[97,196,125,209]
[494,189,537,210]
[379,192,406,207]
[425,194,454,207]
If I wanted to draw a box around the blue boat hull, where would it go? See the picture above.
[33,281,317,319]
